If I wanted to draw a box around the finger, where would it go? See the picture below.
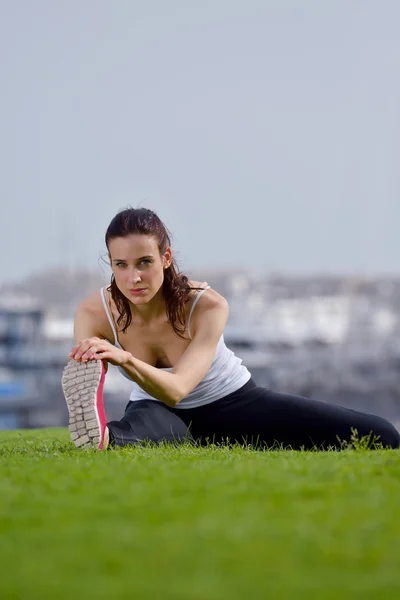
[81,342,108,359]
[72,346,86,359]
[69,344,81,357]
[74,340,97,360]
[81,350,100,361]
[95,351,112,360]
[72,338,107,360]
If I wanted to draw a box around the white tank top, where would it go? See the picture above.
[99,286,251,409]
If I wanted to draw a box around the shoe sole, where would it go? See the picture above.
[61,359,107,449]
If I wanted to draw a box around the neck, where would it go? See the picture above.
[129,288,167,324]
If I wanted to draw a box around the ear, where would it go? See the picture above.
[163,247,172,269]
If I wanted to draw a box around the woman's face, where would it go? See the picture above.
[108,234,171,305]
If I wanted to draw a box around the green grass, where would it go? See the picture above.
[0,429,400,600]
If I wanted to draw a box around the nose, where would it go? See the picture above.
[128,267,141,284]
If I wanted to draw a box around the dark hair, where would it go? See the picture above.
[105,207,194,337]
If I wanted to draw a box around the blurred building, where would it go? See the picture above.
[0,294,44,428]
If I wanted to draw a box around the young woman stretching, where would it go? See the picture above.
[62,208,400,451]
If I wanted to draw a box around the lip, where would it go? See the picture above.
[129,288,146,295]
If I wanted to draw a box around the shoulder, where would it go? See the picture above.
[74,289,112,333]
[76,289,106,319]
[73,288,115,342]
[188,279,228,310]
[188,281,229,338]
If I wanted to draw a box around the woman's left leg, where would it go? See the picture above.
[174,379,400,450]
[107,399,195,447]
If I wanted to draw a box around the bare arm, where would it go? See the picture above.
[119,292,229,406]
[73,302,106,343]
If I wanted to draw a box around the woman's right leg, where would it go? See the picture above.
[107,400,194,447]
[62,359,192,449]
[175,380,400,450]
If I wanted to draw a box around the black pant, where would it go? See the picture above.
[107,379,400,450]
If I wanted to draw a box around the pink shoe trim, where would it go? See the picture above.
[95,361,107,449]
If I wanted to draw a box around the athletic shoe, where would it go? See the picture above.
[61,359,108,449]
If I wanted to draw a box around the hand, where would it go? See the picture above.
[69,337,131,367]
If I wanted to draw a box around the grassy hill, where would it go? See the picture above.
[0,429,399,599]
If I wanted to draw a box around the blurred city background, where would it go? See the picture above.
[1,1,400,430]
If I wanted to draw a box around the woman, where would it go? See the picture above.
[62,208,400,450]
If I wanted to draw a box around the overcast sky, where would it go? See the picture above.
[1,0,400,283]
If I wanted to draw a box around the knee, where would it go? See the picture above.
[375,418,400,449]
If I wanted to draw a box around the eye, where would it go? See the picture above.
[116,262,127,268]
[139,259,151,266]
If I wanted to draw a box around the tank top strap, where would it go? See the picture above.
[187,284,211,339]
[100,287,119,345]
